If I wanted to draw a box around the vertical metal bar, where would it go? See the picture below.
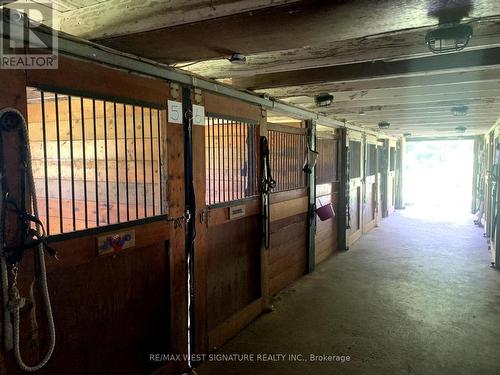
[244,123,248,196]
[133,106,139,219]
[217,117,221,204]
[249,124,253,196]
[251,124,256,195]
[221,117,225,202]
[124,105,129,220]
[55,94,63,233]
[280,131,284,191]
[41,91,50,234]
[212,117,216,205]
[207,116,211,205]
[157,109,163,213]
[141,107,147,217]
[287,132,291,190]
[68,96,76,231]
[230,121,234,201]
[282,132,285,191]
[114,103,120,222]
[238,121,242,199]
[293,134,297,189]
[149,108,155,215]
[294,134,298,188]
[103,101,110,224]
[93,99,99,227]
[80,98,88,228]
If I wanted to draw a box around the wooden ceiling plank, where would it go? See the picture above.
[233,47,500,90]
[283,81,500,103]
[59,0,301,40]
[290,93,500,111]
[255,69,500,98]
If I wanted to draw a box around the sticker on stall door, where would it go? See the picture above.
[229,205,246,220]
[192,104,205,126]
[97,230,136,255]
[168,100,183,124]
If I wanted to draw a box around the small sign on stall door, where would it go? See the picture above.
[192,104,205,126]
[168,100,183,124]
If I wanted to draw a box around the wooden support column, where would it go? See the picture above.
[0,69,27,375]
[306,119,316,273]
[395,138,405,209]
[381,139,389,218]
[337,128,348,251]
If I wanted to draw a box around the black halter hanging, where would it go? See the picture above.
[260,136,276,249]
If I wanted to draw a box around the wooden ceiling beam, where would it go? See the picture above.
[233,47,500,90]
[57,0,301,40]
[276,81,500,103]
[99,0,500,64]
[183,19,500,78]
[255,69,500,98]
[288,91,500,110]
[324,98,497,115]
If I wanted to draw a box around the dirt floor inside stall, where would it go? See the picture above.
[197,209,500,375]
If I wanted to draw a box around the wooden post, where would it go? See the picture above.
[337,128,348,251]
[395,138,405,209]
[381,139,389,217]
[306,119,316,273]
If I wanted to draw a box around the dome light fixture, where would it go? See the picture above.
[378,121,390,129]
[451,105,468,116]
[425,23,473,54]
[315,93,334,107]
[228,53,247,64]
[455,126,467,133]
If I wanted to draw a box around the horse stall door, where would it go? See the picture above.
[363,140,378,233]
[2,58,184,375]
[315,131,340,265]
[348,135,363,245]
[267,122,308,295]
[376,142,385,222]
[195,93,264,351]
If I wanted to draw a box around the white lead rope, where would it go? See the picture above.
[0,108,55,371]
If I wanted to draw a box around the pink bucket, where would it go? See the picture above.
[316,198,335,221]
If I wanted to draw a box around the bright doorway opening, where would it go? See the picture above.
[404,140,474,222]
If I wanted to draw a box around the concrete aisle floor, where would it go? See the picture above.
[196,209,500,375]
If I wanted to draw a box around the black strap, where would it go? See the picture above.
[261,136,275,249]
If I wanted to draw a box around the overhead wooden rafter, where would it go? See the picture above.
[5,0,500,137]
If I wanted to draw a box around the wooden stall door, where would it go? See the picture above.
[267,123,308,295]
[348,135,363,245]
[387,143,397,214]
[363,141,378,233]
[3,58,184,375]
[194,93,264,352]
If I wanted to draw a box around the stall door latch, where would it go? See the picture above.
[200,208,210,227]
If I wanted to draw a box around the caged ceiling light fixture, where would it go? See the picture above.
[378,121,390,129]
[228,53,247,64]
[425,23,473,53]
[451,105,469,116]
[315,93,334,107]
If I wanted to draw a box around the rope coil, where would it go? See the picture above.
[0,108,55,371]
